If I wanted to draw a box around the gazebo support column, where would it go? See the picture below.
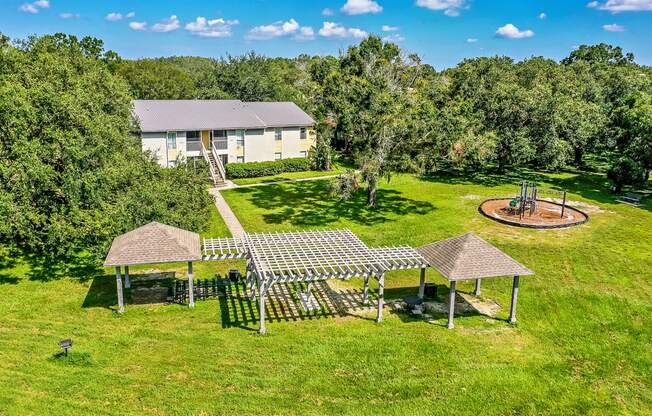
[115,266,125,313]
[418,268,426,299]
[362,275,369,305]
[447,280,457,329]
[376,274,385,323]
[188,261,195,308]
[124,265,131,289]
[509,275,520,324]
[259,278,267,335]
[474,278,481,296]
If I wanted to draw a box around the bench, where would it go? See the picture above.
[616,192,643,206]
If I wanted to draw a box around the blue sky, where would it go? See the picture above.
[2,0,651,68]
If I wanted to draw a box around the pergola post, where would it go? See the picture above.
[376,273,385,323]
[124,265,131,289]
[259,277,267,335]
[115,266,125,313]
[509,275,520,324]
[474,278,481,296]
[188,261,195,308]
[362,275,370,305]
[418,267,426,299]
[447,280,457,329]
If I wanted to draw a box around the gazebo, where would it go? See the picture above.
[417,232,534,329]
[103,222,202,312]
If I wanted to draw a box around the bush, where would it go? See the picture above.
[607,157,645,193]
[225,158,311,179]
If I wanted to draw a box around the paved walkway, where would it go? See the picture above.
[208,188,245,237]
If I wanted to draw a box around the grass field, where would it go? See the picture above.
[0,170,650,415]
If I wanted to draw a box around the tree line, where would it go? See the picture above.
[115,38,652,203]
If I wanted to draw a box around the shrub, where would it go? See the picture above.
[607,157,645,193]
[225,158,311,179]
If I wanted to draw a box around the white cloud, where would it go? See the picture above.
[319,22,368,38]
[588,0,652,12]
[151,15,181,33]
[105,13,124,22]
[186,17,239,38]
[18,0,49,14]
[341,0,383,15]
[416,0,467,16]
[295,26,316,41]
[59,12,80,19]
[129,21,147,31]
[247,19,314,41]
[539,12,547,19]
[126,12,135,18]
[382,25,399,31]
[496,23,535,39]
[603,23,626,31]
[467,37,478,43]
[322,8,335,16]
[382,33,405,42]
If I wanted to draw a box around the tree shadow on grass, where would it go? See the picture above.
[82,273,121,310]
[0,245,21,284]
[22,250,103,283]
[233,180,435,228]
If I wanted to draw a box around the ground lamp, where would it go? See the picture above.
[59,338,72,356]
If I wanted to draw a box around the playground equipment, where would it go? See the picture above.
[509,181,539,219]
[479,182,587,229]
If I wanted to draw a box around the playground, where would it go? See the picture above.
[479,181,589,229]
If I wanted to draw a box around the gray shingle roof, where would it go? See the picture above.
[417,233,533,281]
[243,102,315,127]
[133,100,314,132]
[104,222,202,266]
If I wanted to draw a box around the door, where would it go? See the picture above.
[201,130,211,150]
[219,154,228,166]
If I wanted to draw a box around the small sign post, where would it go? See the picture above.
[59,339,72,357]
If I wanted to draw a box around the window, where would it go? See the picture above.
[300,127,307,140]
[274,152,282,161]
[186,131,200,140]
[213,130,227,139]
[237,156,244,163]
[236,129,245,147]
[166,132,177,150]
[300,151,307,158]
[275,128,282,141]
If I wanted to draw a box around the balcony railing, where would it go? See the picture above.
[186,140,202,152]
[212,139,228,150]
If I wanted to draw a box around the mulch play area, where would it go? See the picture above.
[479,198,589,229]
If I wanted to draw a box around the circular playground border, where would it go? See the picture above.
[478,198,589,229]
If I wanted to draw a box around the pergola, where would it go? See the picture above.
[417,232,534,329]
[103,222,202,312]
[203,229,428,334]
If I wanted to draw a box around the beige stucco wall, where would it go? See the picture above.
[142,132,167,167]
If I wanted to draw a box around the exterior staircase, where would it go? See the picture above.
[201,142,226,186]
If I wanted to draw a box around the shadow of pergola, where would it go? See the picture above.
[219,281,379,330]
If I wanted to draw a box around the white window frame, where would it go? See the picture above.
[236,156,244,163]
[275,128,283,141]
[300,151,307,158]
[300,127,307,140]
[274,152,282,161]
[236,129,245,147]
[167,131,177,150]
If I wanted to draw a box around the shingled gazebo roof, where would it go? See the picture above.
[417,232,533,281]
[104,222,202,267]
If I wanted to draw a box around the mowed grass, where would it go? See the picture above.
[0,171,651,415]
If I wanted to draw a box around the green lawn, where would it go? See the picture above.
[0,170,651,415]
[230,162,350,186]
